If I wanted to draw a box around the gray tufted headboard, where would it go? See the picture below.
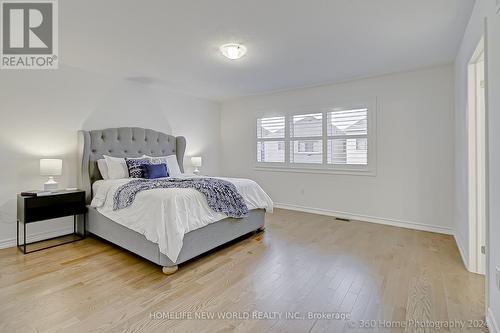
[78,127,186,203]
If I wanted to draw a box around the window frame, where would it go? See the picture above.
[255,99,377,176]
[256,116,287,165]
[289,112,324,166]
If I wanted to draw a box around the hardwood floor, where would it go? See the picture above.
[0,209,486,333]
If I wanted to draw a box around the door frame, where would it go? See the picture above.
[467,36,486,275]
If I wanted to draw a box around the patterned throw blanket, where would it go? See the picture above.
[113,178,249,218]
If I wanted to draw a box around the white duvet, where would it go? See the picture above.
[91,175,273,262]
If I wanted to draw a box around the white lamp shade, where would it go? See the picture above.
[40,159,62,176]
[191,156,202,167]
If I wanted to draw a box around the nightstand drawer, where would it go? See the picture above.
[17,189,87,254]
[18,191,86,223]
[24,202,86,223]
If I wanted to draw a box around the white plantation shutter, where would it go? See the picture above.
[257,116,285,139]
[257,117,285,163]
[327,108,368,165]
[256,106,372,172]
[290,113,323,164]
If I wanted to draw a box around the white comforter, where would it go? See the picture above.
[91,175,273,262]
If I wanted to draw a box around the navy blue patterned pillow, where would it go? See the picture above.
[125,158,150,178]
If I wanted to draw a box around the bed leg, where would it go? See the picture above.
[257,226,265,232]
[162,265,178,275]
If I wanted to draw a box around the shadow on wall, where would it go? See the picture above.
[0,140,76,242]
[81,78,173,133]
[0,68,175,244]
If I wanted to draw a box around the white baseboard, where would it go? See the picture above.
[453,232,470,271]
[274,202,453,235]
[488,308,500,333]
[0,226,74,250]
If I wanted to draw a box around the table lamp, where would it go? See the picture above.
[40,159,62,191]
[191,156,202,174]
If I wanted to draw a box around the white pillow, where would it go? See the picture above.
[103,155,129,179]
[97,159,109,180]
[165,155,182,177]
[103,155,149,179]
[147,155,182,177]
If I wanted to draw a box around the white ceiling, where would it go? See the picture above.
[62,0,475,101]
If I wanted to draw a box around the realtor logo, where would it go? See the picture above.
[1,0,58,69]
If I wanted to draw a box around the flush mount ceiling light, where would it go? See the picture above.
[219,43,247,60]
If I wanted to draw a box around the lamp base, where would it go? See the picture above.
[44,177,59,192]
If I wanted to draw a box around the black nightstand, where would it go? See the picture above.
[17,190,87,254]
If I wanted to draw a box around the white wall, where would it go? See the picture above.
[0,66,221,248]
[487,6,500,327]
[487,7,500,328]
[453,0,489,274]
[221,65,455,234]
[455,0,500,330]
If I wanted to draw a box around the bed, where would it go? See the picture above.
[77,127,272,275]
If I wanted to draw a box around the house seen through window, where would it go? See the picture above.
[257,107,370,171]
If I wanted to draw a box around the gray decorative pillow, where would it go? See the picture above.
[125,158,151,178]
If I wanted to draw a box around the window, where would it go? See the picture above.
[256,104,374,174]
[327,108,368,165]
[290,113,322,164]
[256,116,285,163]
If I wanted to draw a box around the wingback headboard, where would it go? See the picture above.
[78,127,186,203]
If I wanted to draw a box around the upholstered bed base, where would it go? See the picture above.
[78,127,266,274]
[88,207,264,267]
